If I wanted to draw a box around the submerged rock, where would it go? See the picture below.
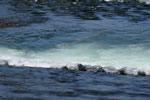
[0,18,21,28]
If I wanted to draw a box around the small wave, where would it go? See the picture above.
[0,59,149,76]
[0,42,150,76]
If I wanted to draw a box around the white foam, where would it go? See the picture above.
[101,0,150,4]
[139,0,150,4]
[0,43,150,76]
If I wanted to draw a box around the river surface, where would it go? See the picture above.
[0,0,150,99]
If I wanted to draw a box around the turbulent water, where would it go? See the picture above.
[0,0,150,75]
[0,0,150,99]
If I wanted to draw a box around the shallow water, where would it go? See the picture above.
[0,0,150,99]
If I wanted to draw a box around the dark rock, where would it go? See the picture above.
[62,66,68,70]
[117,68,127,75]
[97,67,106,72]
[138,71,146,76]
[78,64,86,71]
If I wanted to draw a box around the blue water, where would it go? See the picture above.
[0,0,150,99]
[0,65,150,100]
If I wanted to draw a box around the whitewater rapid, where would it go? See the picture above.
[0,42,150,76]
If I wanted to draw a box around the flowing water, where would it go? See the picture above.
[0,0,150,99]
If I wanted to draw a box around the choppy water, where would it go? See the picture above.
[1,65,150,100]
[0,0,150,99]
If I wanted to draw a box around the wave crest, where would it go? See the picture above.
[0,59,149,76]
